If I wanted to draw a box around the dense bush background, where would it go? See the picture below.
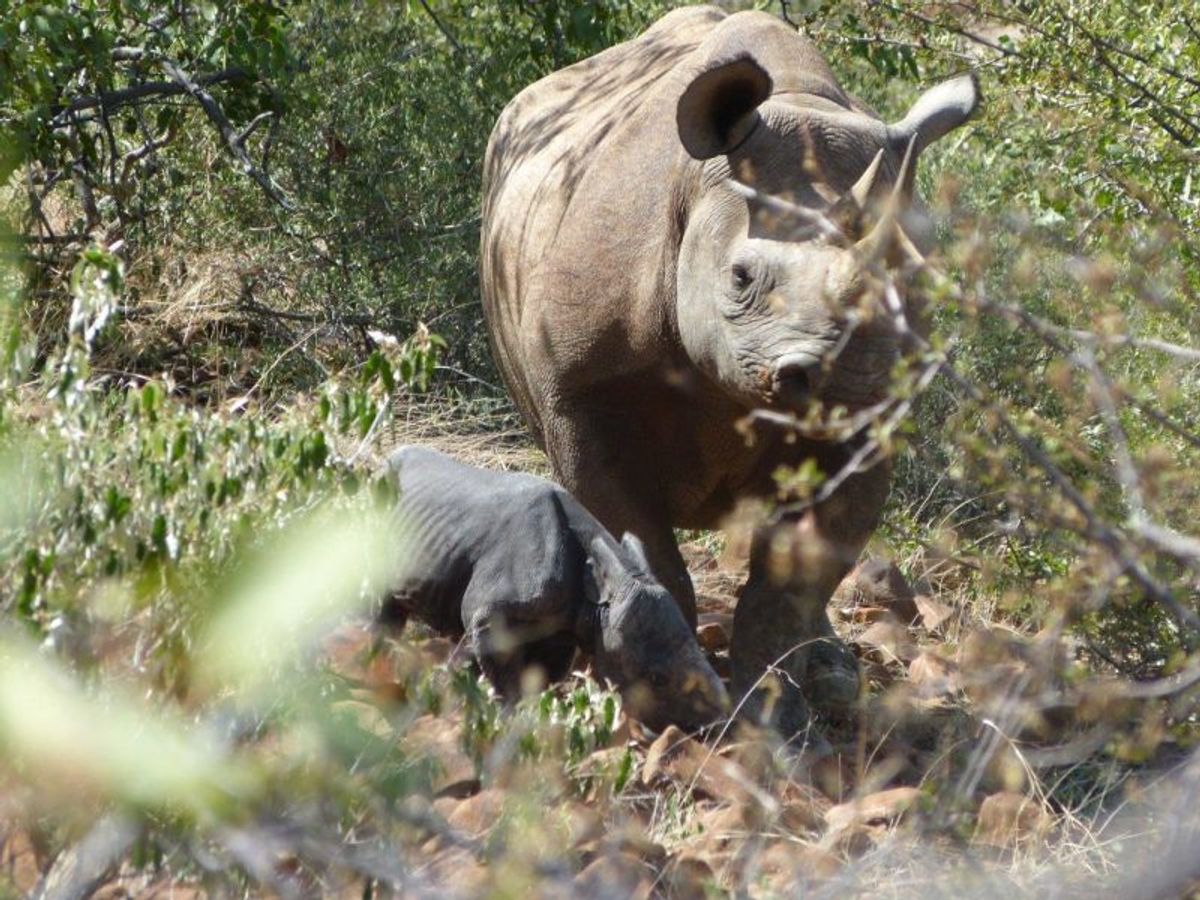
[1,1,1199,896]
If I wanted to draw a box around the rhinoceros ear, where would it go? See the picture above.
[889,73,980,159]
[585,535,624,603]
[677,54,773,160]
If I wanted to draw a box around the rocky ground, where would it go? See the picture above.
[5,416,1187,898]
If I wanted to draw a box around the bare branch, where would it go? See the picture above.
[50,68,249,128]
[158,59,293,210]
[235,111,274,147]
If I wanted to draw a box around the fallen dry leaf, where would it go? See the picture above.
[825,786,923,832]
[973,791,1053,847]
[914,594,955,632]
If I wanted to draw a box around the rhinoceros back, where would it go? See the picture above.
[480,7,726,444]
[383,446,584,635]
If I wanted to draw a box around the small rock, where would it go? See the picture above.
[718,739,775,781]
[697,621,731,652]
[445,787,507,838]
[778,781,831,835]
[426,847,490,894]
[320,623,377,678]
[855,616,918,664]
[403,714,478,797]
[826,822,885,858]
[683,803,755,859]
[430,795,459,821]
[699,611,735,632]
[749,841,798,896]
[664,852,717,900]
[825,787,923,832]
[573,853,653,900]
[914,594,954,632]
[751,840,841,894]
[792,844,842,879]
[974,791,1052,847]
[561,803,604,849]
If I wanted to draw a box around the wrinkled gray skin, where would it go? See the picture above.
[381,446,729,732]
[481,7,978,737]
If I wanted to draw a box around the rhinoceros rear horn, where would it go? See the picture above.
[889,72,980,159]
[677,54,773,160]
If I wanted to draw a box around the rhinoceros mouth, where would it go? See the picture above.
[769,364,893,413]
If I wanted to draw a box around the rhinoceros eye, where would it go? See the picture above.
[731,262,754,291]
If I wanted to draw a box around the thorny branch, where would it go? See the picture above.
[900,268,1200,642]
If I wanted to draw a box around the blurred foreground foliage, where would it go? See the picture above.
[0,238,638,896]
[1,0,1200,896]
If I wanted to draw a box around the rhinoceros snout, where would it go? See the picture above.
[772,353,822,407]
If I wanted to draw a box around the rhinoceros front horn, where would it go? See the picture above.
[824,138,918,299]
[827,148,885,239]
[862,136,916,260]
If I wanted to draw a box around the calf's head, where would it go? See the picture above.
[674,32,978,412]
[584,535,729,732]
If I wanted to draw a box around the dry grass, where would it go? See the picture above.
[375,394,548,475]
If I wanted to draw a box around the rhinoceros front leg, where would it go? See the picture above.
[731,457,889,738]
[467,606,576,700]
[542,412,698,629]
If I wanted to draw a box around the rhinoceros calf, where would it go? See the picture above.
[380,445,728,732]
[481,7,978,735]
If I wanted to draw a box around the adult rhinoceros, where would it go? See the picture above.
[480,6,977,736]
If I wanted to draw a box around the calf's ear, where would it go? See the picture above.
[620,532,652,576]
[584,536,624,603]
[677,54,773,160]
